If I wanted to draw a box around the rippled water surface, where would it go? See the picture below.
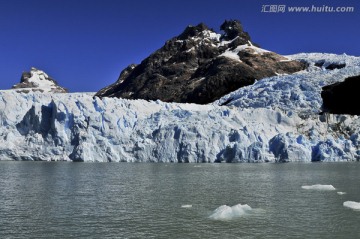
[1,162,360,238]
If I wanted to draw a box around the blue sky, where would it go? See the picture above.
[0,0,359,92]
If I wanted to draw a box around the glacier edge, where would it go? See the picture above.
[1,53,360,162]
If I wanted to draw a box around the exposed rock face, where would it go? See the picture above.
[95,20,306,104]
[220,20,250,42]
[315,60,346,70]
[12,67,68,93]
[321,75,360,115]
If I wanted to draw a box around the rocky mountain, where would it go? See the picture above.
[1,53,360,162]
[95,20,306,104]
[12,67,68,93]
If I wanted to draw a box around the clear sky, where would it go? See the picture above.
[1,0,359,92]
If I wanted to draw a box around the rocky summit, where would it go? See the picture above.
[12,67,68,93]
[95,20,306,104]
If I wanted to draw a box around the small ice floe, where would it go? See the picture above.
[181,205,192,208]
[301,184,336,191]
[209,204,252,220]
[337,192,347,195]
[343,201,360,210]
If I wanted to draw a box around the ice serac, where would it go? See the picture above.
[95,20,306,104]
[1,53,360,162]
[12,67,68,93]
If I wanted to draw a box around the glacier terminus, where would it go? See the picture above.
[1,53,360,162]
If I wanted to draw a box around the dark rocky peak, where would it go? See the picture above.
[220,20,251,43]
[177,23,210,40]
[95,20,306,104]
[12,67,68,93]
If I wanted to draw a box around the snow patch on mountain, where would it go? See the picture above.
[219,42,271,62]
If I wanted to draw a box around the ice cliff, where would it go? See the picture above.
[1,53,360,162]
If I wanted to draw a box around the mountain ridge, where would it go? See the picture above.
[95,20,306,104]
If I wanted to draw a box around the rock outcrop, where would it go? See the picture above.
[315,60,346,70]
[321,75,360,115]
[12,67,68,93]
[95,20,306,104]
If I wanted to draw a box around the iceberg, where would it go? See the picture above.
[181,205,192,208]
[209,204,253,220]
[301,185,336,190]
[343,201,360,210]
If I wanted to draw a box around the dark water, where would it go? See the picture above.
[0,162,359,238]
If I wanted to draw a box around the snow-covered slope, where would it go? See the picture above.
[1,53,360,162]
[12,67,68,93]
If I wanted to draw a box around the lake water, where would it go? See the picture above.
[0,162,359,238]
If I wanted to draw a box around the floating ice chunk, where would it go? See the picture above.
[343,201,360,210]
[301,184,336,190]
[209,204,252,220]
[337,192,347,195]
[181,205,192,208]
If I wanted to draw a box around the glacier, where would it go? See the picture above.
[1,53,360,162]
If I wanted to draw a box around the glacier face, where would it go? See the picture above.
[1,53,360,162]
[0,92,276,162]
